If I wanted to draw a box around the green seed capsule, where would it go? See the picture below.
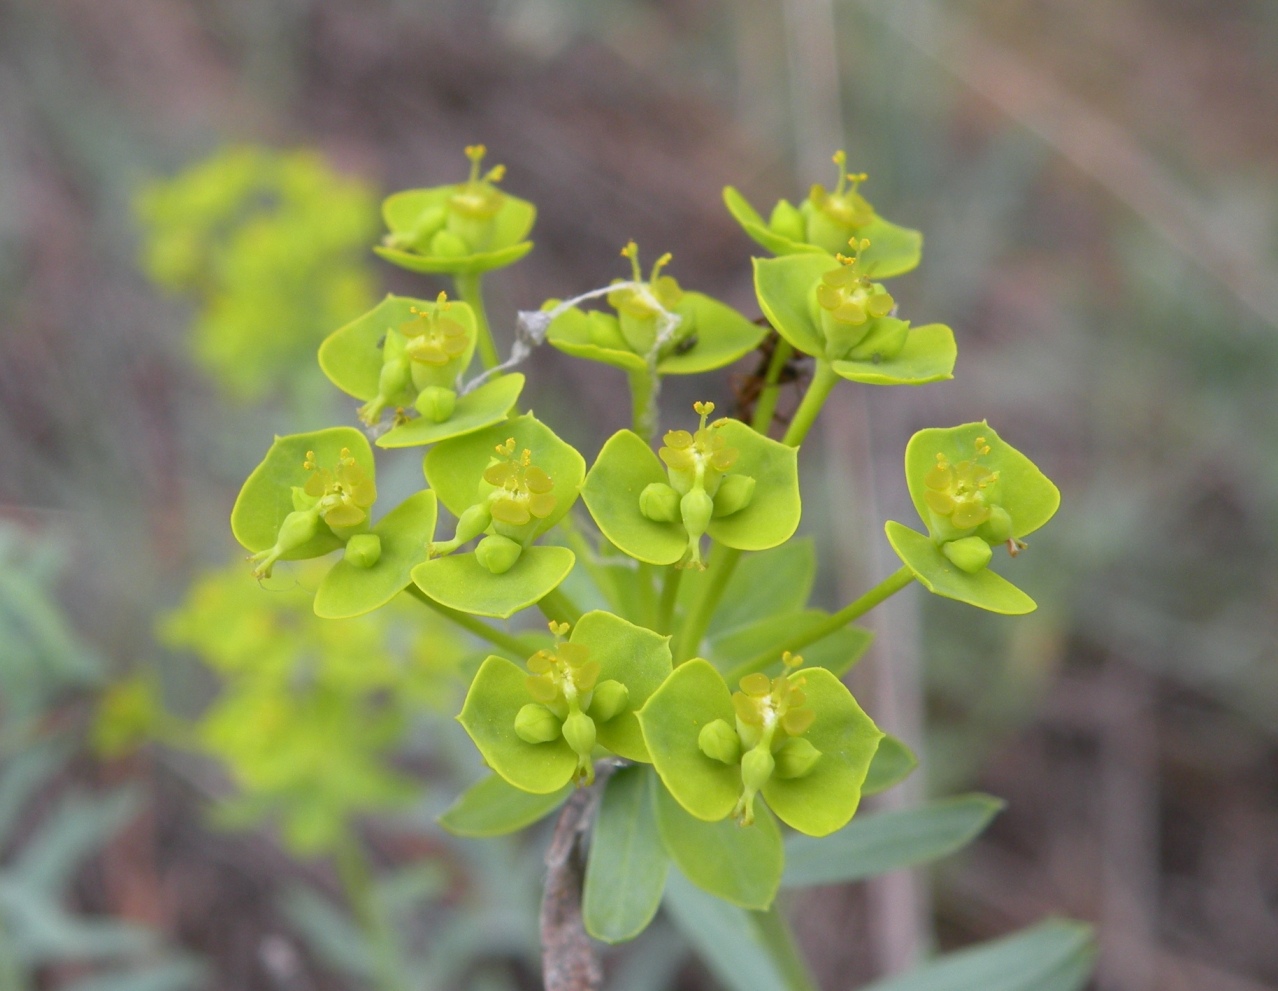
[562,710,598,785]
[773,736,822,779]
[430,229,468,258]
[712,473,756,518]
[941,535,993,573]
[475,533,523,574]
[514,703,562,744]
[414,385,457,423]
[588,680,629,723]
[981,505,1014,544]
[680,488,714,539]
[639,482,681,522]
[343,533,382,569]
[455,503,493,544]
[697,718,742,765]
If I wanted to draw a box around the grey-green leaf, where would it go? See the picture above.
[860,918,1095,991]
[583,767,669,943]
[438,774,571,837]
[782,794,1002,888]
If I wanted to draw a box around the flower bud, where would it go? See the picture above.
[941,535,993,574]
[712,474,756,518]
[343,533,382,568]
[475,534,523,574]
[588,679,629,723]
[769,200,805,243]
[514,703,562,744]
[680,488,714,539]
[414,386,457,423]
[639,482,681,522]
[697,718,741,765]
[429,229,468,258]
[773,737,822,779]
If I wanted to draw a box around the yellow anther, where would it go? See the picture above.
[520,449,532,466]
[485,164,506,183]
[464,144,486,161]
[496,438,517,457]
[693,401,715,416]
[436,291,450,309]
[832,150,847,168]
[782,651,803,670]
[650,251,673,282]
[548,620,570,638]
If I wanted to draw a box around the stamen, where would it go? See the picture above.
[464,144,486,182]
[620,240,642,282]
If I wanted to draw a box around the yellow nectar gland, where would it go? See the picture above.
[659,402,739,476]
[302,447,376,528]
[816,238,895,326]
[483,439,557,527]
[730,653,817,825]
[808,151,875,227]
[525,623,600,707]
[924,437,1001,529]
[399,293,469,366]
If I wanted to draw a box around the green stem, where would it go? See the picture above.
[781,358,838,448]
[751,902,820,991]
[333,831,407,991]
[636,563,659,628]
[750,338,795,434]
[537,586,584,627]
[726,565,914,681]
[556,513,624,613]
[454,270,500,370]
[406,584,526,656]
[627,366,658,443]
[656,566,682,635]
[673,545,742,662]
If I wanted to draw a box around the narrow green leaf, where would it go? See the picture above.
[583,767,669,943]
[438,774,571,837]
[860,918,1095,991]
[782,794,1003,888]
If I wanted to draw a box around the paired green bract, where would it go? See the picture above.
[886,422,1061,614]
[374,145,536,276]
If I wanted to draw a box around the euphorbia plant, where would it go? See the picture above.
[230,146,1087,991]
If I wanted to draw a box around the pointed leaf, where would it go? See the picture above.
[438,774,571,837]
[573,611,672,762]
[583,767,669,943]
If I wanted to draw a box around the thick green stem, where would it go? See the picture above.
[673,545,742,662]
[750,338,795,434]
[454,270,500,370]
[627,366,658,443]
[537,586,584,627]
[751,902,820,991]
[726,565,914,681]
[333,832,407,991]
[406,584,526,656]
[656,566,682,635]
[636,563,659,628]
[781,358,838,448]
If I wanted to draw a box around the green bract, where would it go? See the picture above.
[412,413,586,616]
[545,241,765,375]
[723,151,922,278]
[637,656,882,836]
[374,145,535,276]
[885,422,1061,614]
[581,402,800,569]
[754,249,956,386]
[457,612,672,792]
[232,428,436,618]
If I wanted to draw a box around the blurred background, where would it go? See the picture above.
[0,0,1275,989]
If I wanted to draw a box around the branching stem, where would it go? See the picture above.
[781,358,838,448]
[406,584,526,656]
[454,270,501,370]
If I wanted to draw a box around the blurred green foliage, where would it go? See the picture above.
[134,146,380,401]
[151,563,471,856]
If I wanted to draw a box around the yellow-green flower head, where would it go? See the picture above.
[448,144,507,221]
[398,292,469,367]
[303,447,377,528]
[482,438,558,527]
[525,621,602,708]
[815,239,896,356]
[658,401,739,496]
[808,152,876,229]
[722,653,821,825]
[923,436,1004,531]
[606,241,686,354]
